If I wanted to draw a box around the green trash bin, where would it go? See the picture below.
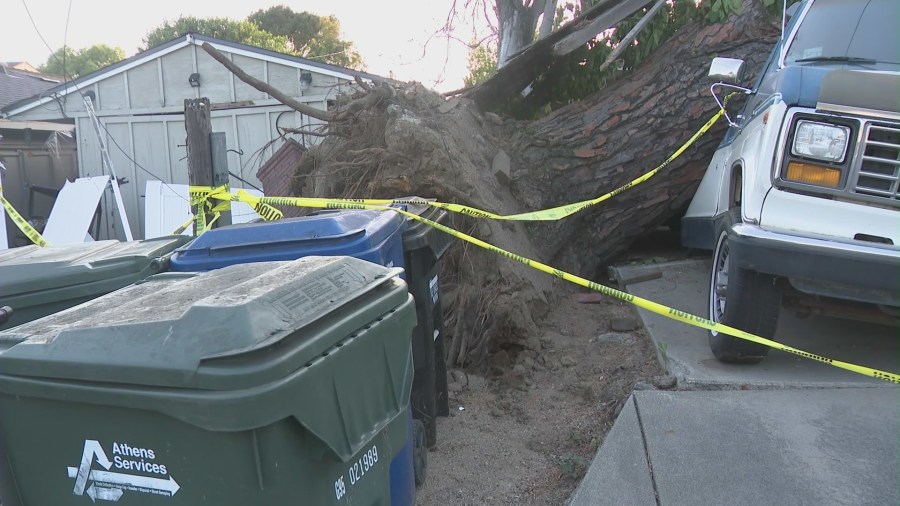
[0,235,191,330]
[0,256,416,506]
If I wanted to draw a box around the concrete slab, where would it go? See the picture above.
[609,259,900,387]
[568,396,656,506]
[634,388,900,506]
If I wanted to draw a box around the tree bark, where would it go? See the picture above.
[471,0,653,109]
[212,0,781,369]
[497,0,553,67]
[508,0,780,277]
[537,0,557,40]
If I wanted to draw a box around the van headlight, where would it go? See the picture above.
[791,120,850,163]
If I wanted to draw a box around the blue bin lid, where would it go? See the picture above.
[170,210,406,272]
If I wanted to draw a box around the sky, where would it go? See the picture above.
[2,0,493,92]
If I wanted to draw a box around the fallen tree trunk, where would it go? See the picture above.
[207,0,780,368]
[508,0,780,277]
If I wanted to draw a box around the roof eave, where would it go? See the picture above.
[2,36,192,117]
[3,33,397,118]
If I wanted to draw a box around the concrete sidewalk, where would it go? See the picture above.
[608,259,899,388]
[570,388,900,505]
[569,258,900,505]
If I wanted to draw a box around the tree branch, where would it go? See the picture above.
[200,42,334,122]
[279,127,338,137]
[354,75,373,91]
[537,0,557,40]
[552,0,650,56]
[332,83,394,121]
[597,0,666,72]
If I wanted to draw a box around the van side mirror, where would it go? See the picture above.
[708,57,747,83]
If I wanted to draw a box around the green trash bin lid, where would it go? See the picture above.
[0,257,417,505]
[0,256,415,460]
[0,235,191,329]
[0,255,405,390]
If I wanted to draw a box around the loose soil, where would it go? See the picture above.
[416,270,665,505]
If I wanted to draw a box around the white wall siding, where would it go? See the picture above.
[76,116,103,179]
[6,37,363,240]
[232,54,267,102]
[268,62,301,97]
[195,46,234,103]
[164,119,189,183]
[234,112,271,186]
[131,121,171,232]
[102,121,137,239]
[97,74,127,111]
[128,60,163,109]
[160,47,196,108]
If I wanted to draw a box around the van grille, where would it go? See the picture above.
[852,123,900,201]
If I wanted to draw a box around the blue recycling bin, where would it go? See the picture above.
[168,209,419,504]
[389,410,416,506]
[170,210,406,274]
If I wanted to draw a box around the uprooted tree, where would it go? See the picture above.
[203,0,780,368]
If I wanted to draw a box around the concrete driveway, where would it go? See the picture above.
[570,258,899,506]
[610,258,898,387]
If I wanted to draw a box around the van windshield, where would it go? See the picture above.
[784,0,900,70]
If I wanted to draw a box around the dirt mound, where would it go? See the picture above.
[283,0,779,368]
[291,83,552,368]
[416,282,664,505]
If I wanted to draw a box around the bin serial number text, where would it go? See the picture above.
[334,445,379,501]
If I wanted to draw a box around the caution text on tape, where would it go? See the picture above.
[186,98,899,383]
[192,188,899,384]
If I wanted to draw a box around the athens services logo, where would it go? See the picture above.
[67,439,180,502]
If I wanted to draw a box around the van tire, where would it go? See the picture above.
[708,208,781,363]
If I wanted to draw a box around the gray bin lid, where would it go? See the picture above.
[0,235,191,297]
[0,256,407,391]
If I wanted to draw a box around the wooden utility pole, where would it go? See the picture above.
[209,132,232,227]
[185,98,231,233]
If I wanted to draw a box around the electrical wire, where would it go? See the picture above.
[228,171,262,192]
[21,0,75,84]
[238,142,272,182]
[62,0,73,99]
[21,0,60,61]
[20,1,277,209]
[96,121,179,191]
[22,0,190,204]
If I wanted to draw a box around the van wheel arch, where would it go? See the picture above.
[728,166,743,209]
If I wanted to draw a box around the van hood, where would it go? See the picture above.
[763,66,900,116]
[817,69,900,118]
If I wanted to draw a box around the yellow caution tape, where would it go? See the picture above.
[188,185,282,234]
[0,185,49,247]
[195,186,900,383]
[195,98,731,223]
[186,95,900,383]
[251,200,283,221]
[171,216,194,236]
[187,184,283,236]
[189,185,216,235]
[206,212,222,229]
[384,206,900,384]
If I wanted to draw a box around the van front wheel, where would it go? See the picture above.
[708,209,781,363]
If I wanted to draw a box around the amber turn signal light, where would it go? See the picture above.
[784,162,841,188]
